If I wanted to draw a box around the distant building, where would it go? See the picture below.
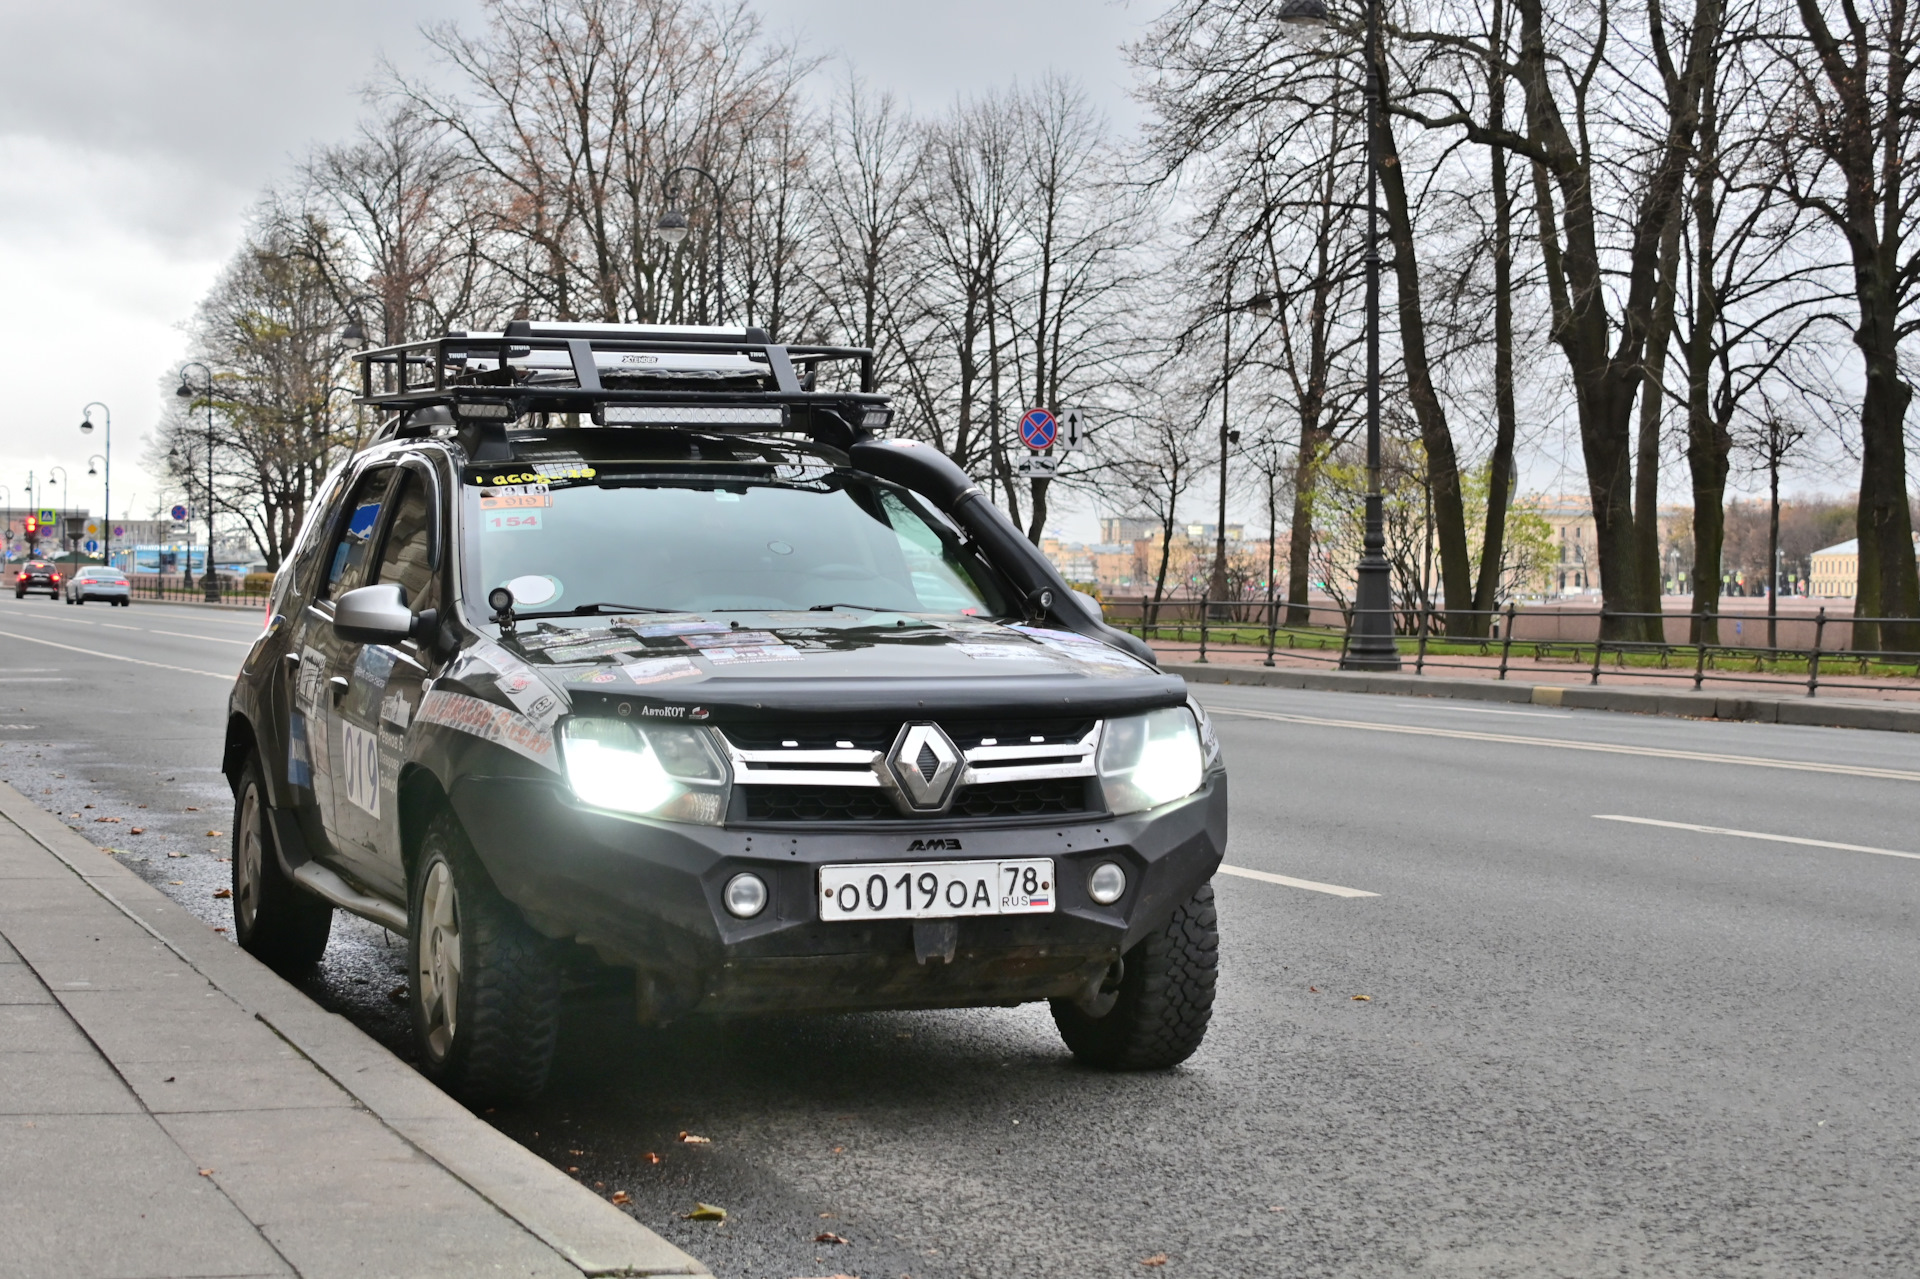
[1808,537,1920,599]
[1517,494,1689,597]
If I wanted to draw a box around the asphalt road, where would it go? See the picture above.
[2,591,1915,1278]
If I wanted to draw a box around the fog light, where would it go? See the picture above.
[723,872,769,918]
[1088,862,1127,905]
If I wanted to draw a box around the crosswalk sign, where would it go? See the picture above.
[37,508,55,527]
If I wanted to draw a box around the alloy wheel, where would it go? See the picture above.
[234,782,264,932]
[418,861,463,1059]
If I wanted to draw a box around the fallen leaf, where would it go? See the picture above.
[213,927,227,933]
[388,986,408,1002]
[831,1145,845,1154]
[84,803,93,809]
[609,1191,631,1205]
[677,1131,711,1144]
[130,827,144,834]
[198,1169,215,1178]
[1141,1255,1168,1268]
[1308,986,1319,992]
[137,804,147,809]
[94,816,120,823]
[814,1231,849,1245]
[168,880,183,885]
[567,1166,579,1173]
[205,830,223,838]
[212,889,232,899]
[167,851,187,859]
[819,1212,835,1219]
[568,1148,585,1156]
[162,1076,175,1083]
[682,1202,726,1222]
[642,1151,661,1164]
[1352,995,1371,1002]
[185,806,198,811]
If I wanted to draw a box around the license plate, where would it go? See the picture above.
[819,859,1056,921]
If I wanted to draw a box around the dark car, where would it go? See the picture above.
[223,322,1225,1105]
[14,560,61,599]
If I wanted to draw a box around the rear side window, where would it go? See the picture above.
[323,469,393,599]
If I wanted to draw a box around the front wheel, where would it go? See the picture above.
[408,810,561,1106]
[1051,881,1218,1070]
[231,756,332,967]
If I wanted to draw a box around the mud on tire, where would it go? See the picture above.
[408,809,561,1106]
[1051,881,1218,1070]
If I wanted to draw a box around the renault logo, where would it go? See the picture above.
[886,723,962,811]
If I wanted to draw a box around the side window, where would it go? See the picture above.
[322,469,394,599]
[372,472,438,611]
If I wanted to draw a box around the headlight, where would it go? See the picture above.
[561,718,730,824]
[1097,707,1205,815]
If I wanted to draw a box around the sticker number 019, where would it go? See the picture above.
[340,722,381,817]
[485,511,543,532]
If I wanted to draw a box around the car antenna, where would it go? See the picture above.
[487,586,517,638]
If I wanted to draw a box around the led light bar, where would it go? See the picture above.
[454,400,516,420]
[595,405,788,429]
[861,407,894,432]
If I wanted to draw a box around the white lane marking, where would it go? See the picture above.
[0,629,232,680]
[1217,864,1378,898]
[1430,705,1570,719]
[1204,704,1920,783]
[1594,814,1920,863]
[149,628,255,647]
[0,678,70,683]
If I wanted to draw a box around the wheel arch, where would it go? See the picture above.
[222,713,259,797]
[397,764,451,885]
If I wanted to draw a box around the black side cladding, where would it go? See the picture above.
[848,437,1157,665]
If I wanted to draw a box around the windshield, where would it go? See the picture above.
[464,465,1008,618]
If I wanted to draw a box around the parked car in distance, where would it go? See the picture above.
[13,560,60,599]
[65,566,131,607]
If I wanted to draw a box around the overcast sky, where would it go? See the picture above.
[0,0,1154,536]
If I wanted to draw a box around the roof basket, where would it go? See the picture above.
[351,321,888,449]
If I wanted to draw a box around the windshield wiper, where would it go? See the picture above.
[513,603,681,620]
[807,603,890,612]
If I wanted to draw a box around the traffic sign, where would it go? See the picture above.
[1014,455,1058,479]
[85,521,98,537]
[1059,407,1087,452]
[1018,409,1057,451]
[37,508,55,528]
[170,504,188,522]
[84,539,99,554]
[113,525,125,538]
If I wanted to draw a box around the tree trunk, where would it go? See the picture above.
[1471,13,1518,632]
[1285,426,1327,626]
[1373,61,1472,632]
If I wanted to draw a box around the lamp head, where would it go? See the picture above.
[175,379,193,399]
[79,418,93,435]
[1277,0,1332,25]
[339,318,368,350]
[654,207,691,247]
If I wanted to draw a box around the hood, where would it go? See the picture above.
[474,610,1185,721]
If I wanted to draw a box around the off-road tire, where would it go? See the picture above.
[231,755,332,968]
[408,809,561,1106]
[1051,881,1217,1069]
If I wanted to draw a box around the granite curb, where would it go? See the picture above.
[0,779,709,1277]
[1165,661,1920,734]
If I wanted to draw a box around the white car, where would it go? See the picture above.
[65,566,131,606]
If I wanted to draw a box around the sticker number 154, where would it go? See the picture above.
[486,512,543,532]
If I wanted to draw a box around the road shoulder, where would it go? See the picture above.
[0,778,708,1278]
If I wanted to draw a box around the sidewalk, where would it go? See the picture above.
[0,781,707,1279]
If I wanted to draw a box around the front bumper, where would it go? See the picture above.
[448,772,1227,1018]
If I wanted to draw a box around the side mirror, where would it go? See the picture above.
[334,583,414,645]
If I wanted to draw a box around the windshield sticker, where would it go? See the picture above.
[481,488,552,511]
[416,690,557,768]
[634,619,723,637]
[1036,640,1149,673]
[503,574,562,607]
[700,643,801,665]
[622,656,702,684]
[690,630,778,648]
[465,466,596,486]
[954,643,1057,662]
[1009,625,1102,646]
[545,635,648,663]
[485,511,544,533]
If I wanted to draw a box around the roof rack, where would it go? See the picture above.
[350,321,890,450]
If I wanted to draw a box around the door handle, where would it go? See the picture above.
[328,676,350,701]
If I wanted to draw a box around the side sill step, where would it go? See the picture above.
[291,862,409,933]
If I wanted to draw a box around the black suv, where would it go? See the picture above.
[224,323,1225,1104]
[14,559,60,599]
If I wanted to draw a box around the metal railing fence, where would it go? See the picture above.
[1107,596,1920,699]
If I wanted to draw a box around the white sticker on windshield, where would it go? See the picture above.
[691,631,778,648]
[485,511,543,533]
[955,643,1057,661]
[505,574,561,607]
[700,643,801,665]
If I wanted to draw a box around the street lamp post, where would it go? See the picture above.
[1283,0,1401,670]
[0,485,11,563]
[654,166,729,325]
[1209,284,1274,610]
[80,402,110,565]
[176,363,221,603]
[47,467,67,557]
